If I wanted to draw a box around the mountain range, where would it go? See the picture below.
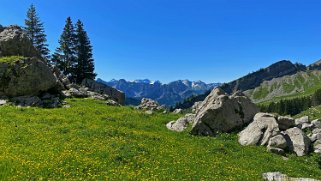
[97,78,220,106]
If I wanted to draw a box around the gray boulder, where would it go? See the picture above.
[0,25,39,57]
[191,88,259,136]
[167,114,196,132]
[285,127,311,156]
[0,58,58,97]
[238,113,279,146]
[173,108,183,114]
[277,116,295,130]
[268,134,287,150]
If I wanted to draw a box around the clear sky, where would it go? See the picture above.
[1,0,321,83]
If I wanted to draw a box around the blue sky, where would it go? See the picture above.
[1,0,321,83]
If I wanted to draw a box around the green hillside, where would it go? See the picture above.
[0,99,320,180]
[244,70,321,103]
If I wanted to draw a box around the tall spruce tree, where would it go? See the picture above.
[74,20,96,83]
[52,17,77,77]
[25,4,49,59]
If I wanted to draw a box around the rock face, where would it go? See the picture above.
[136,98,165,111]
[0,25,39,57]
[190,88,259,136]
[81,78,125,105]
[0,57,58,97]
[238,113,279,146]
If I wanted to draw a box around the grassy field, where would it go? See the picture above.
[0,99,321,180]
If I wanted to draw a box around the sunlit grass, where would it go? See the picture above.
[0,56,25,63]
[0,98,320,180]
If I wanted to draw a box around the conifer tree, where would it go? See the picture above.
[25,4,49,59]
[52,17,77,76]
[74,20,96,83]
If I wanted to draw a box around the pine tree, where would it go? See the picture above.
[25,4,49,59]
[52,17,77,77]
[74,20,96,83]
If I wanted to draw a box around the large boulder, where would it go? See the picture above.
[191,88,259,136]
[238,113,279,146]
[0,25,39,57]
[0,57,58,97]
[285,127,311,156]
[81,78,125,105]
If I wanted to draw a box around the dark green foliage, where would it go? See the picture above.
[74,20,96,83]
[24,4,49,60]
[52,18,96,83]
[259,89,321,116]
[51,17,77,76]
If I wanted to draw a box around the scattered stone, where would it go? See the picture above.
[238,113,279,146]
[106,99,120,106]
[173,108,183,114]
[309,133,321,143]
[0,99,7,106]
[285,127,311,156]
[145,110,153,115]
[191,88,259,136]
[268,134,287,150]
[277,116,295,130]
[295,116,309,128]
[311,119,321,128]
[301,123,314,130]
[262,172,319,181]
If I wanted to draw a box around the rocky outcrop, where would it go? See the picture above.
[81,78,125,105]
[239,114,318,157]
[0,25,39,57]
[190,88,259,136]
[136,98,165,111]
[0,57,58,97]
[262,172,319,181]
